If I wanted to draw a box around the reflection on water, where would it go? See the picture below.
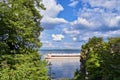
[47,57,80,79]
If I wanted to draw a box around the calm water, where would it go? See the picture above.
[39,49,80,79]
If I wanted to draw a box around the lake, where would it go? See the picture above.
[39,49,80,79]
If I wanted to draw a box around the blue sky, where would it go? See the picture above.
[40,0,120,49]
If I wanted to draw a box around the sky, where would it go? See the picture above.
[40,0,120,49]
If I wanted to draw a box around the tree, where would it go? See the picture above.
[0,0,48,79]
[74,37,120,80]
[80,37,103,80]
[0,0,45,54]
[101,37,120,80]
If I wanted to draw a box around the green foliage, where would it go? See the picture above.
[76,37,103,80]
[101,37,120,80]
[0,53,48,80]
[74,37,120,80]
[0,0,48,80]
[0,0,44,54]
[73,69,80,80]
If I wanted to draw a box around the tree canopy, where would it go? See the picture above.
[74,37,120,80]
[0,0,45,54]
[0,0,48,80]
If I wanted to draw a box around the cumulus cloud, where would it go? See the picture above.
[52,34,64,41]
[65,0,120,36]
[63,28,80,35]
[63,0,120,43]
[40,0,120,49]
[107,16,120,27]
[72,37,77,41]
[68,0,79,7]
[42,17,68,24]
[41,17,68,29]
[85,0,120,10]
[77,29,120,42]
[65,0,120,43]
[71,17,96,28]
[41,0,68,29]
[41,0,63,17]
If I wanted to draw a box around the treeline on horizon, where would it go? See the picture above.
[74,37,120,80]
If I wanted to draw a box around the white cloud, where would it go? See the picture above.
[68,1,79,7]
[77,29,120,42]
[71,18,96,28]
[63,28,80,35]
[41,0,63,17]
[85,0,119,10]
[64,0,120,43]
[52,34,64,41]
[105,30,120,37]
[76,0,120,29]
[41,0,68,29]
[40,0,120,49]
[41,17,68,24]
[73,37,77,41]
[106,16,120,27]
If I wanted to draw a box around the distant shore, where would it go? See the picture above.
[45,53,80,59]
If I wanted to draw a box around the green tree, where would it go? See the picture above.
[75,37,103,80]
[0,0,45,54]
[74,37,120,80]
[101,37,120,80]
[0,0,48,80]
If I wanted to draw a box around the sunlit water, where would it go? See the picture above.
[39,49,80,79]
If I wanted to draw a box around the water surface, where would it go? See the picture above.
[39,49,80,79]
